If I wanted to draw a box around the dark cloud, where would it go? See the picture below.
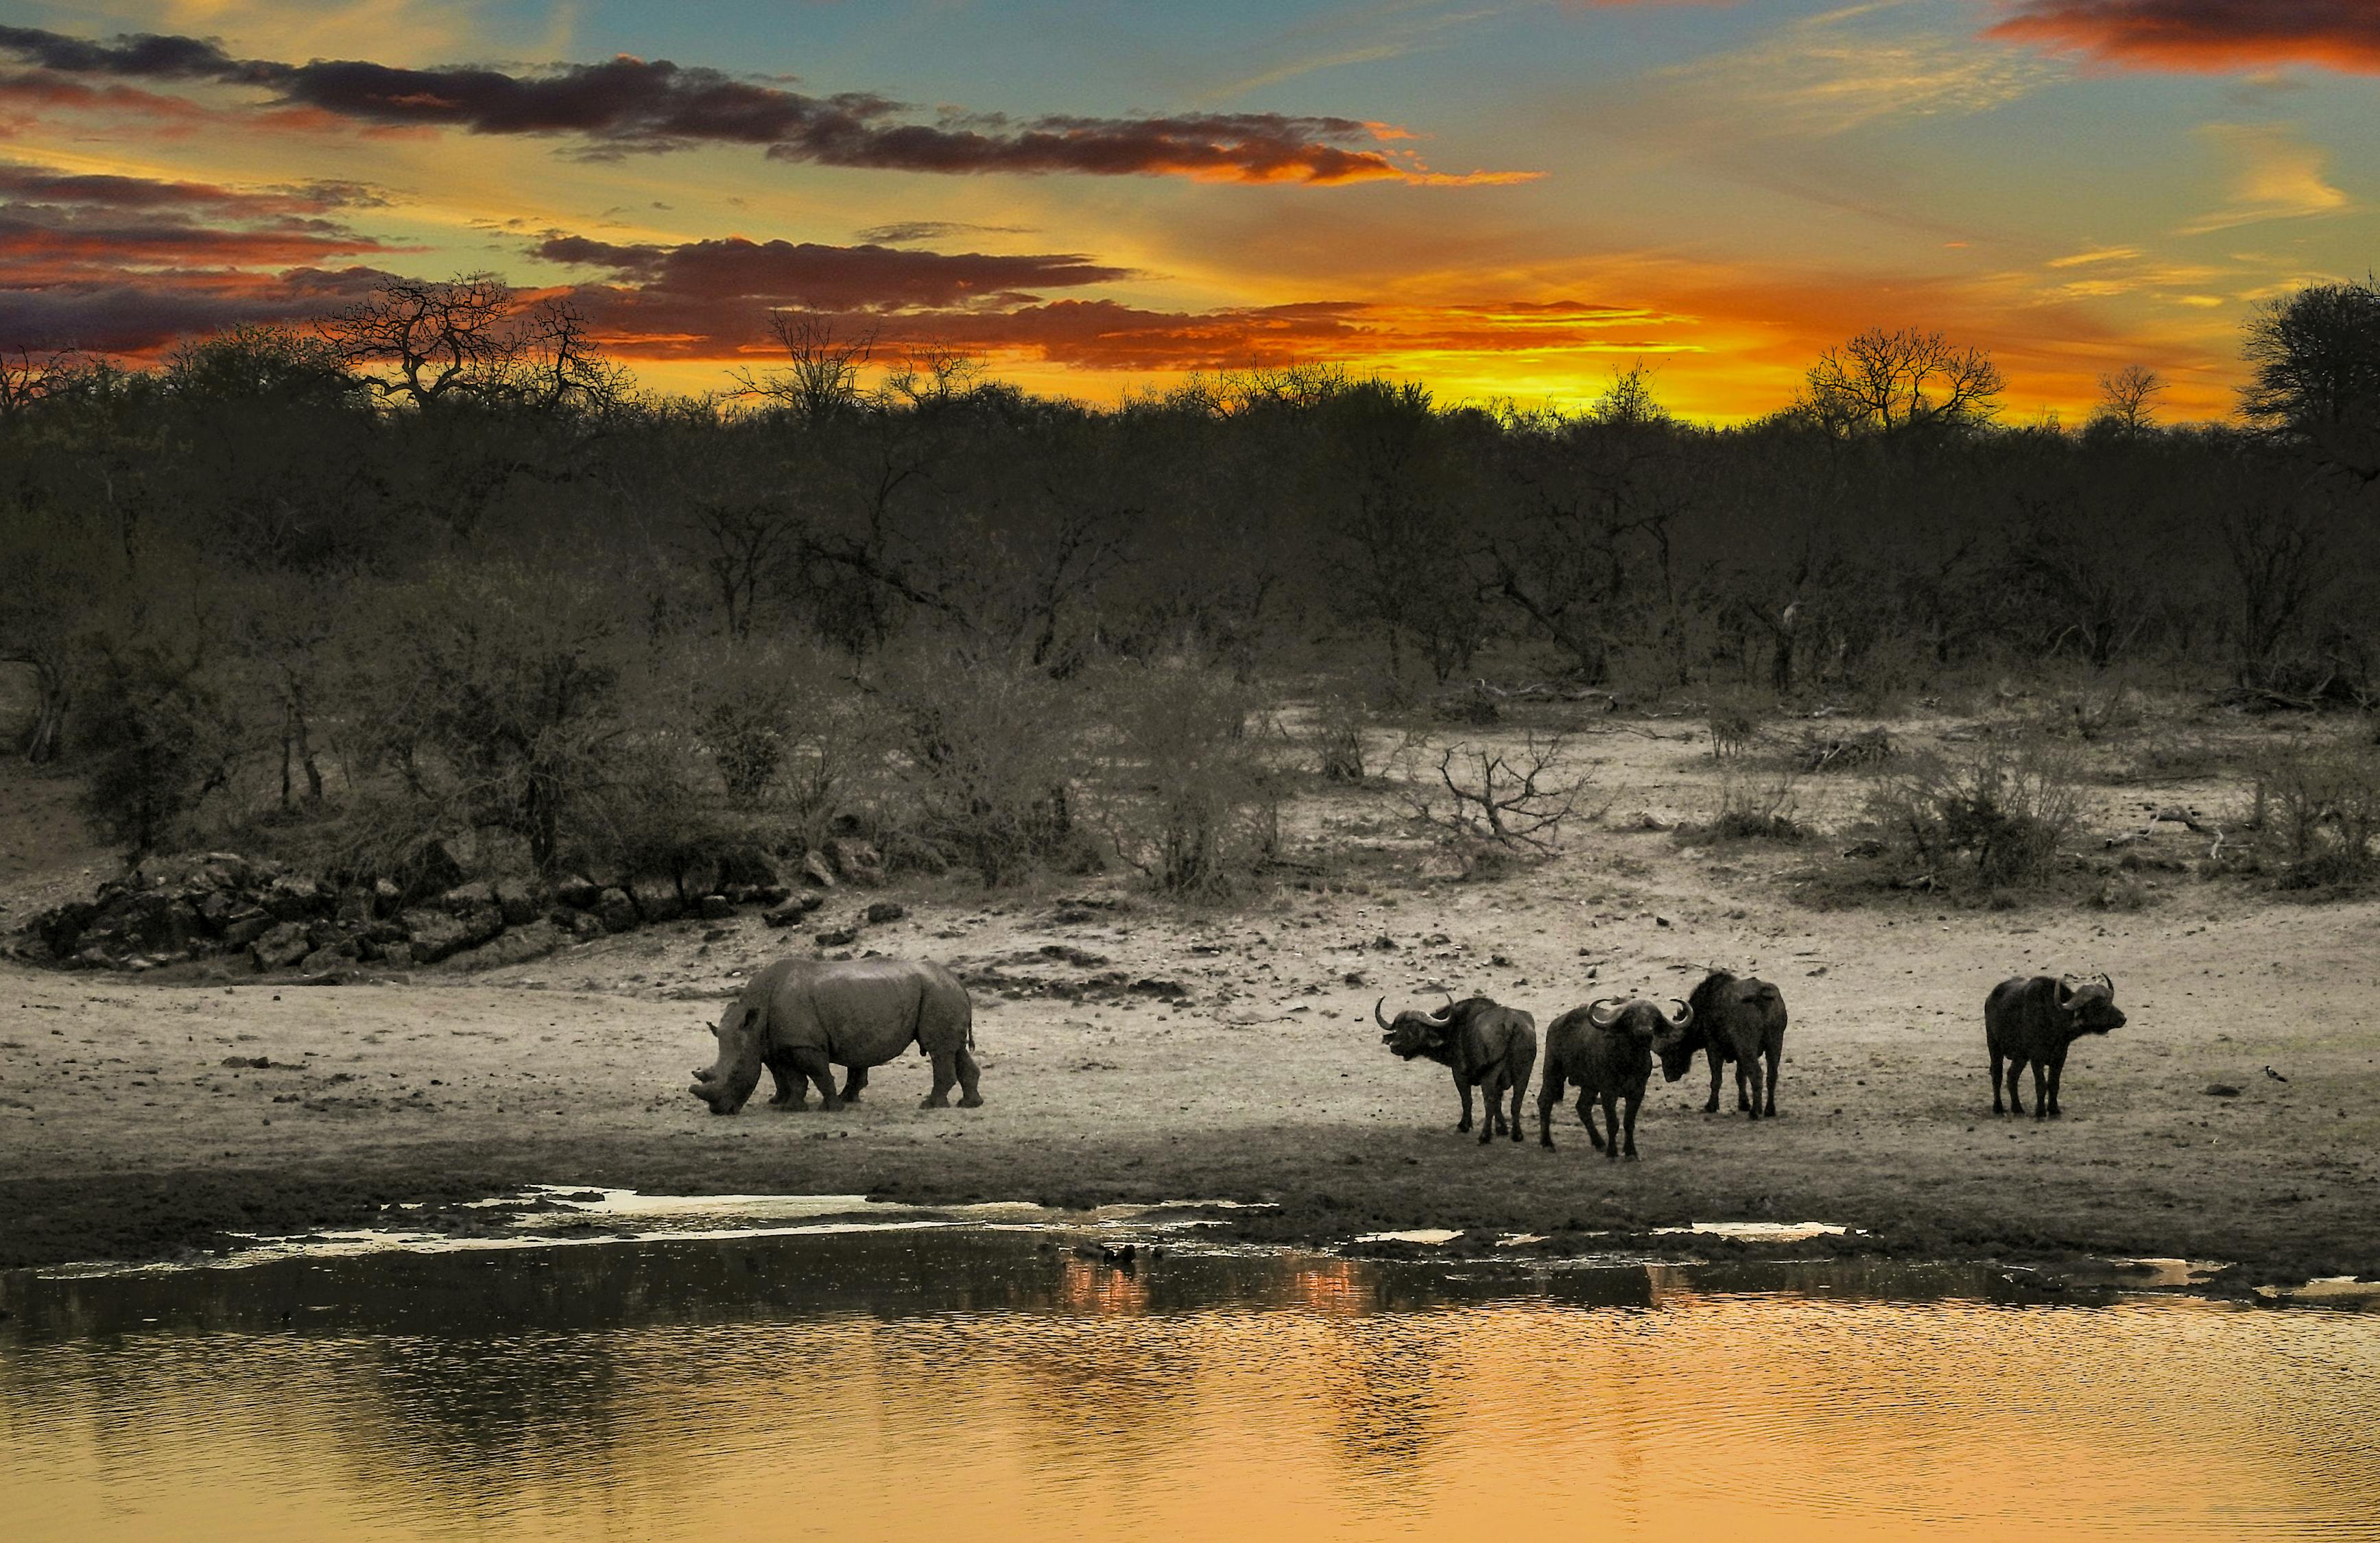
[857,220,1034,244]
[0,25,1523,183]
[0,159,377,215]
[1987,1,2380,73]
[0,266,395,353]
[536,232,1128,309]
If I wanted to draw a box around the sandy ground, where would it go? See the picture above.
[3,706,2378,1284]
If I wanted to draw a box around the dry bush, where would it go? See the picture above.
[878,650,1087,886]
[1792,726,1894,773]
[2246,739,2380,889]
[1700,762,1807,841]
[1861,736,2083,889]
[1315,693,1369,782]
[1706,694,1762,761]
[1399,732,1589,856]
[1090,663,1282,897]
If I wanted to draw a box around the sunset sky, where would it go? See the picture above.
[3,1,2375,421]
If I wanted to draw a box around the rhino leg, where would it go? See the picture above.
[785,1046,842,1112]
[840,1065,870,1103]
[923,1050,957,1108]
[767,1059,807,1110]
[955,1045,983,1108]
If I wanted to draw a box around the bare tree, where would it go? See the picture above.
[2092,364,2165,437]
[735,311,877,423]
[1802,327,2004,437]
[1402,733,1586,854]
[320,275,519,409]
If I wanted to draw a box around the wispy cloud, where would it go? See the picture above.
[2175,123,2353,235]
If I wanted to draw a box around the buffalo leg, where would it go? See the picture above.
[1737,1055,1759,1119]
[1506,1057,1529,1144]
[1600,1092,1623,1162]
[1992,1052,2007,1114]
[954,1046,984,1108]
[1763,1046,1781,1117]
[1453,1068,1475,1134]
[767,1059,807,1110]
[840,1065,870,1103]
[1704,1053,1724,1114]
[2030,1062,2051,1122]
[785,1047,842,1112]
[1477,1071,1503,1146]
[2004,1059,2027,1116]
[2043,1057,2063,1119]
[1581,1090,1606,1153]
[1621,1092,1641,1160]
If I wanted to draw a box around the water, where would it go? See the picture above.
[5,1227,2378,1542]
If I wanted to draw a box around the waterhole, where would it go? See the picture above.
[4,1226,2377,1541]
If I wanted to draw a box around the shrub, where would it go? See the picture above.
[2249,739,2380,888]
[880,649,1084,886]
[1092,663,1281,896]
[78,633,249,857]
[1864,736,2082,888]
[1702,762,1806,841]
[1316,693,1368,782]
[1399,731,1588,855]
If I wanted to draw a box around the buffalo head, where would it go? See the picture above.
[1376,992,1457,1060]
[2055,972,2125,1036]
[1587,994,1695,1051]
[689,999,765,1115]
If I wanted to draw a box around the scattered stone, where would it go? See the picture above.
[553,874,603,909]
[398,909,469,964]
[698,894,736,921]
[593,888,639,934]
[453,920,566,972]
[438,881,498,915]
[865,900,907,925]
[824,837,885,887]
[2204,1083,2242,1098]
[629,876,685,924]
[492,878,543,927]
[262,875,328,922]
[555,909,606,943]
[814,926,859,948]
[250,922,313,972]
[800,852,837,889]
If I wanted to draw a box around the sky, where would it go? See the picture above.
[1,0,2375,422]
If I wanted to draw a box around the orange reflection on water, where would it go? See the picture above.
[4,1238,2377,1542]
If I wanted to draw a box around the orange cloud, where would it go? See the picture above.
[1987,1,2380,73]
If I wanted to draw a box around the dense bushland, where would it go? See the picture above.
[2,283,2375,894]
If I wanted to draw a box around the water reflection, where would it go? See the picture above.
[5,1230,2378,1542]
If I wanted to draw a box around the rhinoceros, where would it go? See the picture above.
[690,956,980,1115]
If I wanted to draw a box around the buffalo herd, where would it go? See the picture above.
[1374,968,2126,1158]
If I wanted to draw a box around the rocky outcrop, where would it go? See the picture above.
[12,839,849,976]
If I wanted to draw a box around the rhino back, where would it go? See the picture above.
[760,957,947,1068]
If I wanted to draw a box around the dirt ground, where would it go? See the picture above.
[3,703,2377,1284]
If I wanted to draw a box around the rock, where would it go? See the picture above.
[1370,933,1398,951]
[219,909,274,949]
[262,875,329,922]
[492,878,543,927]
[594,888,639,934]
[698,894,735,921]
[396,837,470,901]
[800,851,837,889]
[2204,1083,2242,1098]
[553,874,603,909]
[113,892,202,957]
[298,944,356,975]
[453,903,503,948]
[439,881,498,915]
[628,876,684,924]
[372,878,402,914]
[676,857,722,907]
[34,900,96,958]
[378,942,414,970]
[715,846,781,888]
[335,886,375,926]
[250,922,313,971]
[721,883,757,905]
[555,908,606,942]
[824,838,885,887]
[398,908,470,964]
[865,900,907,925]
[193,892,238,935]
[762,892,826,926]
[305,919,348,951]
[814,926,859,948]
[755,883,793,907]
[452,920,564,972]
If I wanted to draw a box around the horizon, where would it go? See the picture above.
[1,1,2375,424]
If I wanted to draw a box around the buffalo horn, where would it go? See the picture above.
[1427,990,1455,1023]
[1663,998,1694,1029]
[1586,996,1626,1028]
[2092,971,2115,994]
[1374,996,1393,1031]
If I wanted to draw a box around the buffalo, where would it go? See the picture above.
[1985,972,2125,1119]
[1539,996,1693,1159]
[1376,993,1538,1145]
[1661,970,1789,1119]
[691,956,979,1115]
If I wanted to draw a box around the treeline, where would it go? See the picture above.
[0,278,2374,887]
